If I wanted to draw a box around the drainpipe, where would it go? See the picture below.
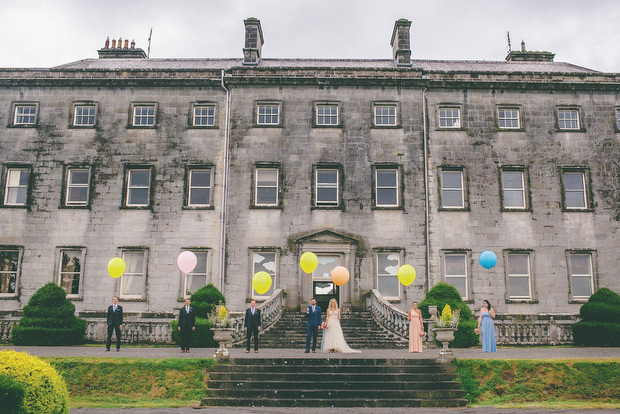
[219,70,232,293]
[422,88,430,292]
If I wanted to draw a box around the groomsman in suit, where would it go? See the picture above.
[106,296,123,352]
[244,300,261,353]
[305,297,322,353]
[178,299,196,353]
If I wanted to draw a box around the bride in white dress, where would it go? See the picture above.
[322,299,361,353]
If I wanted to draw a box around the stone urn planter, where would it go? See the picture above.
[211,327,234,359]
[432,327,457,361]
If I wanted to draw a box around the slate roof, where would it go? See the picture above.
[51,58,598,74]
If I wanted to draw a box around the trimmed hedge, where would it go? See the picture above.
[170,318,216,348]
[418,283,479,348]
[190,283,225,318]
[0,374,25,414]
[0,350,69,414]
[12,282,87,346]
[573,287,620,347]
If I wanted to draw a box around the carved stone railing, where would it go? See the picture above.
[1,320,16,343]
[84,320,174,344]
[230,289,287,344]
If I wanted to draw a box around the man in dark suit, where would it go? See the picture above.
[244,299,261,353]
[106,296,123,352]
[178,299,196,353]
[305,297,322,353]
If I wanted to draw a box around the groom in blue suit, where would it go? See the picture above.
[305,297,322,353]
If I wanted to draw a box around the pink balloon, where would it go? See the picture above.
[177,251,198,274]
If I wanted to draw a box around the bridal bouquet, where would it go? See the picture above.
[319,322,327,330]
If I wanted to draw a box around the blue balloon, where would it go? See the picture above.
[479,251,497,269]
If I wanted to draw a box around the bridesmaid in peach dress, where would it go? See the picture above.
[407,301,424,353]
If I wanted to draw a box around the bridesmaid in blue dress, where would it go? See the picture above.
[476,300,497,352]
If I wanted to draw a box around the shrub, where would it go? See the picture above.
[0,350,69,414]
[170,318,216,348]
[12,282,87,346]
[418,282,479,348]
[190,283,225,318]
[573,287,620,346]
[0,374,25,414]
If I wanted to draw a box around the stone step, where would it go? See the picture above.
[201,397,468,408]
[207,372,459,382]
[207,379,463,391]
[203,388,466,399]
[222,358,441,365]
[209,364,453,374]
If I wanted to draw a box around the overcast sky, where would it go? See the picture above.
[1,0,618,72]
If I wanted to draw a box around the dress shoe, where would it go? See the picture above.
[304,350,309,353]
[105,349,110,352]
[255,350,259,353]
[116,349,120,352]
[245,350,250,353]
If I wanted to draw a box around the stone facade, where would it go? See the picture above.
[1,18,619,325]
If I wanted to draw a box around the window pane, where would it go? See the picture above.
[257,169,277,186]
[124,252,144,272]
[193,252,207,274]
[572,276,592,297]
[6,188,27,205]
[565,192,586,208]
[129,170,150,186]
[253,252,275,296]
[377,188,397,205]
[445,255,466,276]
[129,188,149,205]
[189,188,209,205]
[378,253,399,275]
[317,188,337,202]
[570,254,591,275]
[509,276,531,298]
[0,250,19,294]
[442,190,463,207]
[564,173,584,190]
[317,169,337,184]
[504,190,525,208]
[508,254,529,274]
[503,172,523,189]
[442,171,462,189]
[121,275,145,296]
[446,276,467,298]
[378,276,399,297]
[314,256,338,279]
[186,274,207,296]
[257,188,277,204]
[121,251,145,297]
[61,251,81,273]
[190,170,210,186]
[376,170,396,187]
[70,170,90,185]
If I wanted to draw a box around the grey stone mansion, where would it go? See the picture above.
[1,18,619,323]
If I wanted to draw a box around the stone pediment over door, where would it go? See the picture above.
[296,229,359,247]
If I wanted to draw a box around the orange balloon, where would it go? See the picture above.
[331,266,350,286]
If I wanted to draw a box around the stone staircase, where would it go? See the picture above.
[239,311,408,349]
[203,358,468,407]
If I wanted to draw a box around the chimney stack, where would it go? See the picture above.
[505,40,555,62]
[390,19,412,67]
[243,17,264,65]
[98,37,147,59]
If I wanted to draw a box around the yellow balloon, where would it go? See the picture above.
[300,252,318,273]
[107,257,126,279]
[397,264,416,286]
[252,271,272,295]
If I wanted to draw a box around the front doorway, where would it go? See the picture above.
[312,255,341,312]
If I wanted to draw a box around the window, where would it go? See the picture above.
[65,167,90,206]
[444,253,468,300]
[119,249,147,299]
[501,169,527,209]
[440,169,465,209]
[316,104,339,126]
[13,105,37,125]
[183,250,208,298]
[252,251,276,297]
[193,105,215,127]
[257,103,280,125]
[374,167,399,208]
[254,168,279,206]
[557,109,580,130]
[132,105,156,127]
[315,168,339,206]
[3,168,29,206]
[498,108,520,129]
[0,248,20,295]
[568,252,594,300]
[506,252,532,300]
[439,107,461,128]
[58,249,84,297]
[125,168,151,207]
[73,105,96,126]
[187,168,212,207]
[616,108,620,130]
[377,252,400,299]
[374,104,397,126]
[562,170,588,210]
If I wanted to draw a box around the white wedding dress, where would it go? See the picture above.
[322,310,361,353]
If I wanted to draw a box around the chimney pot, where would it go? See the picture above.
[111,39,116,48]
[117,37,123,49]
[104,37,110,49]
[124,39,129,49]
[521,40,526,52]
[390,18,412,67]
[131,39,135,49]
[243,17,264,65]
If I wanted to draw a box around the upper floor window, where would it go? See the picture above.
[440,168,465,209]
[377,251,400,299]
[65,167,91,206]
[254,167,279,207]
[562,169,590,210]
[73,105,96,127]
[3,168,29,206]
[58,248,85,297]
[498,107,520,129]
[616,107,620,130]
[125,167,152,207]
[444,252,468,300]
[257,103,280,125]
[315,167,339,206]
[506,252,532,300]
[374,167,399,208]
[183,250,209,298]
[119,249,147,299]
[501,168,528,210]
[568,252,594,300]
[439,107,461,128]
[316,104,339,126]
[557,108,580,130]
[374,104,397,126]
[186,167,212,207]
[0,248,21,296]
[252,250,277,298]
[13,104,37,126]
[193,105,215,127]
[132,104,156,127]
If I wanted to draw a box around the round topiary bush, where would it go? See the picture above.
[0,350,69,414]
[190,283,226,318]
[11,282,87,346]
[170,318,216,348]
[418,282,479,348]
[573,287,620,347]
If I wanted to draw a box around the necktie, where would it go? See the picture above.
[313,306,315,312]
[251,309,255,315]
[186,307,189,313]
[113,305,116,312]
